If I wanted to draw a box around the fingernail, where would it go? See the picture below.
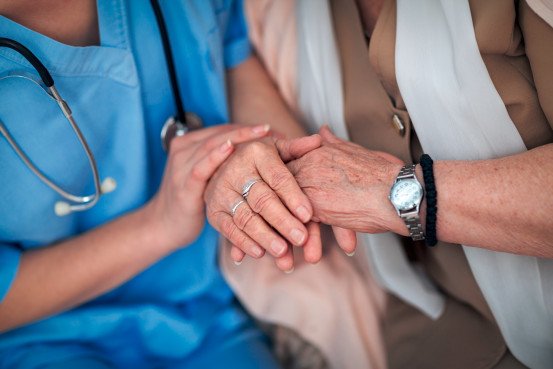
[234,259,243,266]
[284,267,295,274]
[252,245,264,258]
[295,206,311,223]
[290,229,306,246]
[252,124,270,134]
[271,240,287,256]
[346,250,356,257]
[220,139,233,152]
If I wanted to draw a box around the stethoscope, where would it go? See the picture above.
[0,0,202,216]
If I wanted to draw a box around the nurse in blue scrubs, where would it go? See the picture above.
[0,1,310,368]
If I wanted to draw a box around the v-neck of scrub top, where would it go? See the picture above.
[0,1,147,242]
[0,0,137,87]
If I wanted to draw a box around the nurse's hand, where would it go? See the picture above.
[144,124,273,250]
[204,135,323,272]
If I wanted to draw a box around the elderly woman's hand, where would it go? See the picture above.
[205,134,324,272]
[144,124,273,251]
[287,127,407,235]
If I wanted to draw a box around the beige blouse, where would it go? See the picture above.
[337,1,553,368]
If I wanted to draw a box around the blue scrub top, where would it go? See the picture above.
[0,1,266,368]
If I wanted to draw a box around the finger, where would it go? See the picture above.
[332,226,357,255]
[232,199,290,257]
[170,125,235,152]
[275,245,295,273]
[319,125,342,144]
[172,123,270,152]
[274,134,322,162]
[254,152,314,224]
[231,245,246,265]
[202,124,271,151]
[245,180,309,247]
[302,222,323,264]
[215,212,266,259]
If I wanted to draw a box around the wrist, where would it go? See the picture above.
[382,163,411,235]
[138,199,183,253]
[384,163,427,238]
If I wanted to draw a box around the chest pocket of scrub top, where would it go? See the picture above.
[0,12,146,248]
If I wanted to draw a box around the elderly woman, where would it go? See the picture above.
[205,1,553,369]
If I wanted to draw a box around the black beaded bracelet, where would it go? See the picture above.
[420,154,438,246]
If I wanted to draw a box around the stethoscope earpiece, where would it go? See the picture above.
[53,178,118,217]
[54,201,72,217]
[101,177,117,194]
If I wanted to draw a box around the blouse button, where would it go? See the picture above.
[392,114,406,136]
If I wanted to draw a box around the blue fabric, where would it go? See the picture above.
[0,1,278,368]
[0,243,20,301]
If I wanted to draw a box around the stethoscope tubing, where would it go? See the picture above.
[0,38,112,215]
[150,0,187,125]
[0,1,199,215]
[0,37,54,87]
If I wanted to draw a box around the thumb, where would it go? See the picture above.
[319,125,342,144]
[275,134,322,162]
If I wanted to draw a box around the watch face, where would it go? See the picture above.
[390,179,423,211]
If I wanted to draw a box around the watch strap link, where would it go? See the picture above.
[405,216,425,241]
[397,164,417,179]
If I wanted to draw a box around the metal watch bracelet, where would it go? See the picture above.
[398,164,425,241]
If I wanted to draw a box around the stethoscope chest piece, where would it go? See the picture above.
[160,113,202,152]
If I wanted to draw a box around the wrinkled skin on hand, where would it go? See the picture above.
[205,134,326,271]
[145,124,274,250]
[287,127,404,234]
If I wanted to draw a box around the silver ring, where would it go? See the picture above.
[231,200,246,216]
[241,178,262,199]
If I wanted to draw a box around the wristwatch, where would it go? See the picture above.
[389,164,425,241]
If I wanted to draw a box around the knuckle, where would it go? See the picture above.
[222,217,238,239]
[268,169,295,192]
[208,149,224,167]
[172,149,191,166]
[270,214,289,229]
[203,136,220,152]
[229,228,248,248]
[249,190,278,213]
[233,207,256,231]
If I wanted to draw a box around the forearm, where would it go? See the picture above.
[227,55,306,138]
[0,204,173,332]
[289,129,553,257]
[419,144,553,257]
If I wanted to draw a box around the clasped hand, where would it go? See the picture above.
[205,126,405,272]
